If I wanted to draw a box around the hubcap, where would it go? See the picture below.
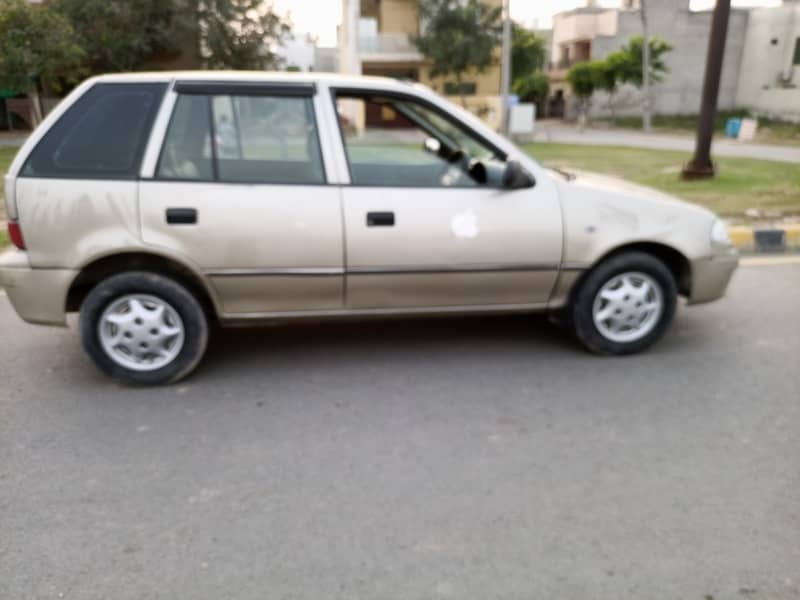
[592,272,664,344]
[98,294,185,372]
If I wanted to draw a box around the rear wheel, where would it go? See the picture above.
[571,252,677,355]
[79,272,208,385]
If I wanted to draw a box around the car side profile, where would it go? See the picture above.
[0,72,738,385]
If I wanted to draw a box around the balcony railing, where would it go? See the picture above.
[357,33,419,55]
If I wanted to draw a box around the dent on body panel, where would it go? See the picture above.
[18,179,141,268]
[561,186,682,264]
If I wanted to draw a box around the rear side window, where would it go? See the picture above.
[22,82,167,179]
[157,93,325,185]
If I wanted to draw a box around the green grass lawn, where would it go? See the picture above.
[523,143,800,217]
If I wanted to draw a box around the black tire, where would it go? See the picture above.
[570,252,677,355]
[79,272,209,385]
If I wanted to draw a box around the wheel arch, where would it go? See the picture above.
[576,241,692,299]
[66,251,220,321]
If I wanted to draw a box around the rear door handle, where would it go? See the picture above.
[366,211,395,227]
[166,208,197,225]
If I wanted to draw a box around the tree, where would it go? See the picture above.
[566,61,598,130]
[510,23,548,114]
[197,0,290,70]
[592,51,627,120]
[512,72,549,114]
[412,0,502,107]
[0,0,84,124]
[53,0,189,74]
[511,23,546,83]
[619,34,672,131]
[615,36,672,87]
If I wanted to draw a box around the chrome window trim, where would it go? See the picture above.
[140,82,178,178]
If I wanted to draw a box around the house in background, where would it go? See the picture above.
[546,3,619,118]
[339,0,504,129]
[546,0,750,121]
[736,1,800,122]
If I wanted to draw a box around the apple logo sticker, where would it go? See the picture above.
[451,210,479,239]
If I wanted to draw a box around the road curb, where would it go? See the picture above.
[729,224,800,254]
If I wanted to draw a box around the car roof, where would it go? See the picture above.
[93,70,421,91]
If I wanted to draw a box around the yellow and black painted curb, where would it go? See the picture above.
[729,224,800,254]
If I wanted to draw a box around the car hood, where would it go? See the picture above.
[545,167,713,218]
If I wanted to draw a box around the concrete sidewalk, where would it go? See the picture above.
[531,122,800,164]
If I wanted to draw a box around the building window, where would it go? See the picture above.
[794,37,800,65]
[443,81,477,96]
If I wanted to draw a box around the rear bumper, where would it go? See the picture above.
[688,250,739,305]
[0,249,75,326]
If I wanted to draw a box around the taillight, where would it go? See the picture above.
[7,221,25,250]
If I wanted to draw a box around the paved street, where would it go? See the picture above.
[532,122,800,164]
[1,261,799,600]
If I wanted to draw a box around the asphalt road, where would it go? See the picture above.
[1,261,799,600]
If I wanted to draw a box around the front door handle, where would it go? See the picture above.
[166,208,197,225]
[366,211,395,227]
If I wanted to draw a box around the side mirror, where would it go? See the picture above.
[502,160,536,190]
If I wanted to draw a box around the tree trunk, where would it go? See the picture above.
[29,81,44,127]
[455,73,467,108]
[640,0,652,132]
[609,91,616,122]
[578,99,588,132]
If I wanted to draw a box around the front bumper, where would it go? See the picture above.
[0,249,76,326]
[688,250,739,305]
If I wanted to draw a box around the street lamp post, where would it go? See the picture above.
[681,0,732,180]
[640,0,651,133]
[500,0,511,136]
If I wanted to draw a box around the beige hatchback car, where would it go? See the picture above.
[0,72,738,384]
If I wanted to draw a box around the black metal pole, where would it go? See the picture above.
[681,0,731,180]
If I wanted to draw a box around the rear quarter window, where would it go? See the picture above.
[21,82,167,179]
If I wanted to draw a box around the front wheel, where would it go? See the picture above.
[570,252,677,355]
[79,272,209,385]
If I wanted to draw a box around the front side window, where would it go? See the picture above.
[22,82,167,179]
[157,93,325,185]
[335,92,501,188]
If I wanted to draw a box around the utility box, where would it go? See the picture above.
[509,103,535,135]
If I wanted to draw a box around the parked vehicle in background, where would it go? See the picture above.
[0,72,738,385]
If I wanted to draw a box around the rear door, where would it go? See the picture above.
[139,81,343,317]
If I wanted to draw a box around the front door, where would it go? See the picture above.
[333,91,563,309]
[139,83,343,317]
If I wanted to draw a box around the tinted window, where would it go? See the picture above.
[157,93,325,185]
[22,82,167,179]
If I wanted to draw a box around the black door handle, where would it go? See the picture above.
[366,211,395,227]
[166,208,197,225]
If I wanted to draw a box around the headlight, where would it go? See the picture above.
[711,219,732,248]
